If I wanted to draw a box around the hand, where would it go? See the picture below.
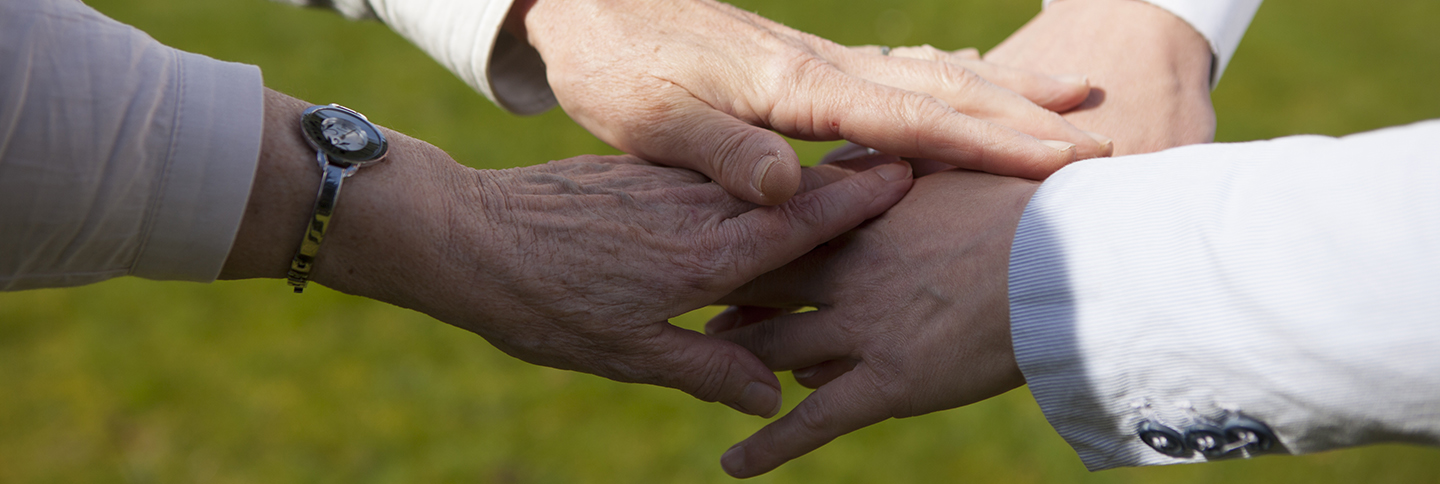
[704,168,1038,477]
[984,0,1217,155]
[224,90,916,419]
[505,0,1112,205]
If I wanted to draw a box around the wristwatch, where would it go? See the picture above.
[286,104,389,293]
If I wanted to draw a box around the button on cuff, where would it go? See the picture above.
[1137,421,1191,457]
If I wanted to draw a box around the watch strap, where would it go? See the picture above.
[286,153,357,293]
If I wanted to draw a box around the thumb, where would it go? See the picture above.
[645,324,785,418]
[631,97,803,206]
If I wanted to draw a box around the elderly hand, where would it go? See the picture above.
[705,168,1038,477]
[984,0,1217,155]
[224,90,915,419]
[505,0,1112,205]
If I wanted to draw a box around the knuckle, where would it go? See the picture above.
[863,352,910,408]
[896,93,960,150]
[794,395,838,436]
[781,191,836,230]
[770,53,847,138]
[915,44,947,61]
[735,321,782,363]
[681,346,740,402]
[705,127,768,177]
[933,63,985,95]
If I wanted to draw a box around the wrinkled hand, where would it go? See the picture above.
[400,155,911,418]
[226,91,917,419]
[984,0,1217,155]
[320,150,916,418]
[704,168,1038,477]
[507,0,1111,205]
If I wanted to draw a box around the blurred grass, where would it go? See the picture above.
[2,0,1439,482]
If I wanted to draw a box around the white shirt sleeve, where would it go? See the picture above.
[275,0,556,115]
[1008,120,1440,470]
[1043,0,1263,86]
[0,0,264,290]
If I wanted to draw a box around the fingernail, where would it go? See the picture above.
[1083,131,1114,154]
[874,162,909,182]
[721,445,746,477]
[705,306,740,335]
[793,366,819,380]
[753,154,780,195]
[1053,74,1089,87]
[1040,140,1076,154]
[737,382,782,418]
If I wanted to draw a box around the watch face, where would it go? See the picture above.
[301,104,388,166]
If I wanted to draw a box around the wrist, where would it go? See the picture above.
[994,0,1212,85]
[303,129,464,302]
[986,0,1216,154]
[220,90,325,281]
[220,90,471,303]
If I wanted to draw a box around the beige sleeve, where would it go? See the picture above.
[0,0,264,290]
[275,0,556,115]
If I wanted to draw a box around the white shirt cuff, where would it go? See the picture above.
[1010,122,1440,469]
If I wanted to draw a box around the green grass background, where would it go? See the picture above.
[3,0,1439,482]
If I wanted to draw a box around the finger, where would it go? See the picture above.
[769,71,1081,180]
[628,96,803,206]
[792,359,857,388]
[816,144,956,176]
[798,153,910,193]
[851,45,977,61]
[885,44,1091,112]
[644,324,785,418]
[951,47,981,60]
[712,309,851,371]
[721,161,911,278]
[818,142,873,165]
[850,45,1088,113]
[832,53,1110,160]
[721,366,892,478]
[704,305,791,334]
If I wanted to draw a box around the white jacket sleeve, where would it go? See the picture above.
[0,0,264,290]
[1008,120,1440,470]
[274,0,555,115]
[1044,0,1263,86]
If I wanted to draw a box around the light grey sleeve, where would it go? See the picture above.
[0,0,265,291]
[1009,120,1440,469]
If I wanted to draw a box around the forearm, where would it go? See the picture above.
[219,89,472,309]
[1010,121,1440,469]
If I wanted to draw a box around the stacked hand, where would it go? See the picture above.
[507,0,1113,205]
[223,90,917,419]
[693,0,1221,477]
[709,168,1036,477]
[225,0,1219,476]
